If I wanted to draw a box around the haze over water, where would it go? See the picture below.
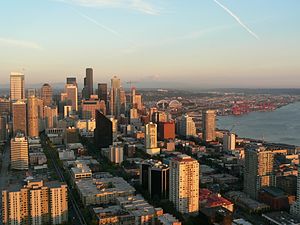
[217,101,300,146]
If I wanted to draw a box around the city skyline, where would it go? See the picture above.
[1,0,300,88]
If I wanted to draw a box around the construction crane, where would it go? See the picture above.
[228,122,239,133]
[126,80,138,90]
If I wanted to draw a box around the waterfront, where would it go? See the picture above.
[217,101,300,146]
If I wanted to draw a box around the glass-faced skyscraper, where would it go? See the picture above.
[94,110,113,148]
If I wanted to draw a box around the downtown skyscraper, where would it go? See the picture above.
[41,83,53,106]
[27,96,39,137]
[10,72,25,101]
[83,68,93,99]
[12,101,27,136]
[110,76,121,117]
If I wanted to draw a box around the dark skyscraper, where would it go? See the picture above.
[139,160,169,199]
[12,101,27,136]
[97,83,107,102]
[66,77,77,86]
[83,68,93,99]
[94,110,112,148]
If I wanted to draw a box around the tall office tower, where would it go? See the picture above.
[177,114,196,137]
[244,145,275,200]
[12,101,27,136]
[223,133,236,151]
[145,122,160,155]
[94,110,113,148]
[0,116,7,142]
[10,72,25,101]
[131,87,136,106]
[202,110,216,142]
[110,76,121,117]
[134,94,142,110]
[158,121,175,140]
[65,84,78,112]
[11,133,28,170]
[119,88,126,114]
[290,165,300,219]
[27,96,39,137]
[36,98,45,131]
[0,98,11,115]
[98,83,108,102]
[66,77,77,86]
[81,98,106,119]
[41,83,53,106]
[169,154,199,215]
[2,180,68,225]
[83,68,93,99]
[139,160,169,199]
[44,105,58,128]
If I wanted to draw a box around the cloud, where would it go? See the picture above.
[213,0,260,40]
[0,38,43,50]
[71,7,120,36]
[59,0,160,15]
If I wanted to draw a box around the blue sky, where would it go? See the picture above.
[0,0,300,88]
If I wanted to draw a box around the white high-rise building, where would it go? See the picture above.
[11,134,29,170]
[10,72,25,101]
[2,180,68,225]
[145,122,160,155]
[169,154,199,215]
[291,165,300,218]
[244,144,275,199]
[178,114,196,137]
[223,133,236,151]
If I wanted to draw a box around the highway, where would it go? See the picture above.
[41,136,88,225]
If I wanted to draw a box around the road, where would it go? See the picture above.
[0,143,10,225]
[0,144,10,199]
[42,137,88,225]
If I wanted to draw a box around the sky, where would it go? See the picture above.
[0,0,300,89]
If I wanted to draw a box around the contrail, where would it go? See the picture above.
[213,0,259,40]
[70,7,120,36]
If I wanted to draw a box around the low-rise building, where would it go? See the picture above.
[70,161,92,181]
[58,149,75,161]
[76,177,135,206]
[156,213,181,225]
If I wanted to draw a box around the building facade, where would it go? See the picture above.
[169,154,199,215]
[10,72,25,101]
[2,180,68,225]
[202,110,216,142]
[12,101,27,136]
[244,145,275,200]
[11,134,29,170]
